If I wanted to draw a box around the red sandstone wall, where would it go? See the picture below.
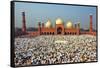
[64,28,77,32]
[80,32,96,36]
[41,28,55,33]
[56,24,64,34]
[90,32,96,36]
[27,31,39,36]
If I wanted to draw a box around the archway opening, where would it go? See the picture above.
[57,27,62,34]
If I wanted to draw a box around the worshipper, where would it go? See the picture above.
[14,35,97,66]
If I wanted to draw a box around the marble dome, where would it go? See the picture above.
[56,18,63,24]
[66,21,73,28]
[45,20,52,28]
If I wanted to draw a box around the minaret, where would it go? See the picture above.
[22,12,26,33]
[77,22,80,35]
[38,22,41,35]
[90,15,93,32]
[75,24,77,28]
[42,23,44,28]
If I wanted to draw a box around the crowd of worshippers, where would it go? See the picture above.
[14,35,97,66]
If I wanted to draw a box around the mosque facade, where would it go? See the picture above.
[21,12,96,36]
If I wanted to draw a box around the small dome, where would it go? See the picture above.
[45,20,52,28]
[56,18,63,24]
[66,21,73,29]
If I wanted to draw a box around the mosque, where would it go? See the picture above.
[21,12,96,36]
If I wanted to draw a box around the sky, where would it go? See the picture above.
[14,2,97,30]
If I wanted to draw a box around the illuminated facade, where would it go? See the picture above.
[21,12,96,36]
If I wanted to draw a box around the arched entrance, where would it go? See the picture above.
[57,27,62,34]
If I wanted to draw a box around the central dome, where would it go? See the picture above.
[66,21,73,29]
[56,18,63,24]
[45,20,52,28]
